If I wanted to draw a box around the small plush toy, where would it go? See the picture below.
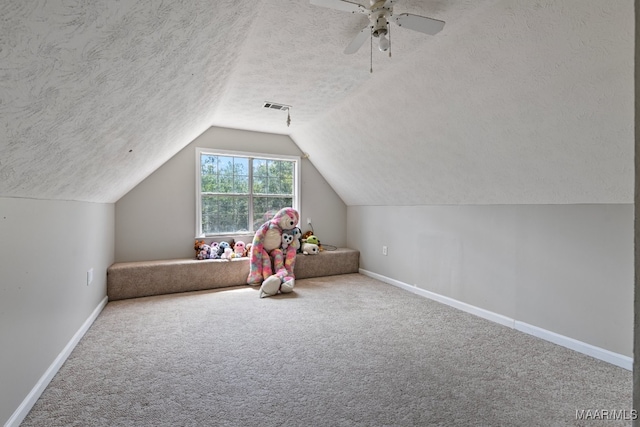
[233,241,246,258]
[221,247,233,260]
[281,229,295,250]
[244,243,252,258]
[302,234,322,251]
[217,241,231,258]
[194,240,212,260]
[302,242,320,255]
[289,227,302,253]
[209,242,221,259]
[194,240,205,255]
[303,235,320,246]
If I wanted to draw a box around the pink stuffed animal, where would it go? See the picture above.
[247,208,299,298]
[233,241,246,258]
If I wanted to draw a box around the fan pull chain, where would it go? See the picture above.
[388,24,392,58]
[370,27,373,73]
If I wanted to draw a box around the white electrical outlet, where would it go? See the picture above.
[87,268,93,286]
[382,246,388,256]
[307,217,312,225]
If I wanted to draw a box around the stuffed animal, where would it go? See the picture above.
[290,227,302,253]
[244,243,252,258]
[217,241,231,258]
[281,229,295,250]
[233,241,246,258]
[209,242,221,259]
[221,247,233,260]
[194,240,212,260]
[303,235,320,246]
[302,242,320,255]
[247,207,300,298]
[194,240,205,256]
[302,234,322,251]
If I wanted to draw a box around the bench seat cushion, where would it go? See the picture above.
[107,248,359,300]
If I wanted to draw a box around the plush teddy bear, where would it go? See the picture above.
[247,207,299,298]
[302,242,320,255]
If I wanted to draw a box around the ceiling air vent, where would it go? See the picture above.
[263,102,290,111]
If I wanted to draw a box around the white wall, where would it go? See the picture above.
[348,204,633,357]
[0,197,114,426]
[115,126,346,262]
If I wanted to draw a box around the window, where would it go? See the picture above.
[196,148,300,237]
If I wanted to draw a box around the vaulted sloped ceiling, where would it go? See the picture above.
[0,0,633,205]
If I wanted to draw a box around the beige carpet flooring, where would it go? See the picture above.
[22,274,632,426]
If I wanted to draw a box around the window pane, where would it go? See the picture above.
[201,155,218,192]
[202,195,249,234]
[253,198,273,230]
[202,174,217,193]
[235,157,248,193]
[269,197,291,212]
[281,161,293,176]
[253,159,268,177]
[218,157,234,176]
[268,197,280,212]
[201,154,218,174]
[201,195,220,234]
[216,157,234,193]
[263,160,294,194]
[281,176,293,194]
[267,178,281,194]
[231,197,249,232]
[253,175,266,194]
[233,157,248,175]
[252,196,293,230]
[234,175,249,193]
[267,160,279,177]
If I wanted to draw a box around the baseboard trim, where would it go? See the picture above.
[514,321,633,371]
[4,296,108,427]
[360,269,514,328]
[359,269,632,371]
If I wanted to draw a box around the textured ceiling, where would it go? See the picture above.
[0,0,634,204]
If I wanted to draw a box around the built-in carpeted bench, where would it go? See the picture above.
[107,248,360,300]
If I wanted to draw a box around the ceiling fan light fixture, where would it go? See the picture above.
[378,33,390,51]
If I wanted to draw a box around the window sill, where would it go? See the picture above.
[195,232,255,241]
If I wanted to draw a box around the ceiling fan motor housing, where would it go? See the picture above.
[370,8,390,37]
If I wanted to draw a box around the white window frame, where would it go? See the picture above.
[195,147,300,238]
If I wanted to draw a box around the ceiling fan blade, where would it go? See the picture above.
[390,13,445,35]
[344,25,371,54]
[310,0,367,14]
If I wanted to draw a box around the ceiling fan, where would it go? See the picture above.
[310,0,445,54]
